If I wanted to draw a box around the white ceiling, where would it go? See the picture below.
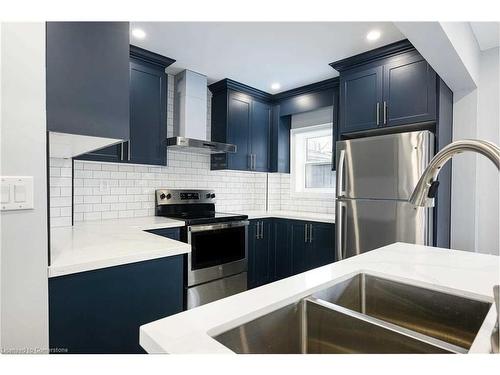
[130,22,404,93]
[470,22,500,51]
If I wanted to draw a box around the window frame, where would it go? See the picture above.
[290,123,335,198]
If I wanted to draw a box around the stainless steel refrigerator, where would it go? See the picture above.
[335,130,434,260]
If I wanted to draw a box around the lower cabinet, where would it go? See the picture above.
[248,219,273,288]
[248,218,335,289]
[290,220,336,274]
[49,255,185,354]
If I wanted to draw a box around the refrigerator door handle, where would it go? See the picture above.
[336,201,346,260]
[337,149,346,197]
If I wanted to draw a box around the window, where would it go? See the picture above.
[291,123,335,196]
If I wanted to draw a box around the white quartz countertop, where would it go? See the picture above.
[140,242,500,354]
[241,210,335,223]
[49,217,189,278]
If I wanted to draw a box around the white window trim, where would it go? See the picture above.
[290,123,336,199]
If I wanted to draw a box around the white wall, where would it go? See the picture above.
[475,47,499,255]
[0,23,49,353]
[450,89,478,252]
[395,22,480,92]
[450,47,500,255]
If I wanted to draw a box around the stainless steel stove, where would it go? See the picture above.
[155,189,249,309]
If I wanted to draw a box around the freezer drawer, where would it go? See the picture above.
[336,131,433,200]
[336,199,432,260]
[187,272,247,309]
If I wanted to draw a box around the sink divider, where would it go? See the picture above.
[303,296,467,354]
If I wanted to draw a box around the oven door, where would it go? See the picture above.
[187,220,248,286]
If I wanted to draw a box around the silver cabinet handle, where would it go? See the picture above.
[255,221,259,239]
[260,221,264,239]
[128,140,131,161]
[248,154,252,170]
[383,101,387,125]
[252,154,256,170]
[120,142,124,161]
[304,224,308,243]
[376,102,380,125]
[309,224,313,243]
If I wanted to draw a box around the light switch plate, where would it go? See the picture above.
[1,176,34,211]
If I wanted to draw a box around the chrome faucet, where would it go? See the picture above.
[409,139,500,207]
[409,138,500,353]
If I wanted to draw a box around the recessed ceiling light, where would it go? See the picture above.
[271,83,281,91]
[132,28,146,39]
[366,30,381,41]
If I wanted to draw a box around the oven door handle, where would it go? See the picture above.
[188,220,249,233]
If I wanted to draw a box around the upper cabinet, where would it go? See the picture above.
[209,78,339,173]
[127,47,173,166]
[77,46,175,166]
[382,53,436,126]
[331,40,437,135]
[339,66,383,133]
[209,80,273,172]
[46,22,130,142]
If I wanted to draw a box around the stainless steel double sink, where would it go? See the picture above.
[212,274,492,354]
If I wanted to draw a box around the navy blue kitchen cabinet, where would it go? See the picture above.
[49,255,185,354]
[309,222,336,268]
[209,80,273,172]
[248,219,274,288]
[290,221,309,274]
[332,40,437,136]
[339,66,383,133]
[251,101,272,172]
[273,219,293,280]
[290,220,335,274]
[46,22,130,140]
[383,52,436,127]
[248,218,335,288]
[77,46,174,165]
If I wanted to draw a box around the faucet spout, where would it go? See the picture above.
[409,139,500,207]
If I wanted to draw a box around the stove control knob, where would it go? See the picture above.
[159,193,166,200]
[166,193,172,199]
[210,193,216,199]
[205,193,211,199]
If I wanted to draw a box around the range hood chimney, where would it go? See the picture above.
[166,70,236,154]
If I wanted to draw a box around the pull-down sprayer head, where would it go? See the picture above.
[409,139,500,207]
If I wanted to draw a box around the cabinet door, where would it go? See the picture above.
[251,100,271,172]
[273,219,292,280]
[49,255,184,354]
[227,91,252,171]
[290,221,308,274]
[383,54,436,127]
[339,66,383,134]
[310,223,335,269]
[248,220,272,288]
[128,59,167,166]
[46,22,130,139]
[247,220,258,288]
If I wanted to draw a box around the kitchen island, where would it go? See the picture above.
[140,242,499,354]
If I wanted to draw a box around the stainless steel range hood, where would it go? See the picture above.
[166,70,236,154]
[166,137,236,154]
